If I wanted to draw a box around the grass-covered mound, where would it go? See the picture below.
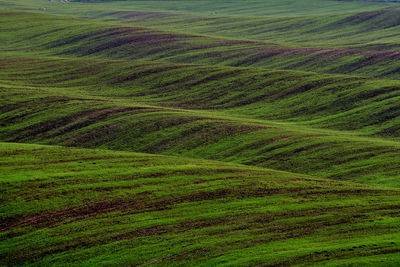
[1,142,400,266]
[3,11,400,79]
[95,8,400,51]
[3,56,400,137]
[2,56,400,187]
[3,0,400,50]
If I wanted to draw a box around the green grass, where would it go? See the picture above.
[3,0,399,17]
[2,0,400,50]
[3,10,400,79]
[1,142,400,266]
[77,6,400,51]
[2,56,400,187]
[2,0,400,265]
[3,56,400,138]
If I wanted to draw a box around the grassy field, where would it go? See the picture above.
[2,56,400,188]
[3,56,400,138]
[3,0,399,17]
[2,0,400,265]
[2,0,400,50]
[97,9,400,51]
[2,142,400,266]
[3,11,400,79]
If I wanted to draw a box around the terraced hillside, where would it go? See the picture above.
[2,0,400,265]
[2,142,400,266]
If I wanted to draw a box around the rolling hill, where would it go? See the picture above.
[2,0,400,50]
[2,142,400,266]
[1,0,400,265]
[2,56,400,187]
[2,11,400,79]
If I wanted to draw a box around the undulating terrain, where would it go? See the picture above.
[1,0,400,266]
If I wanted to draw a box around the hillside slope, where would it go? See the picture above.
[2,11,400,79]
[2,56,400,187]
[5,0,399,17]
[2,142,400,266]
[97,8,400,51]
[3,56,400,137]
[2,0,400,50]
